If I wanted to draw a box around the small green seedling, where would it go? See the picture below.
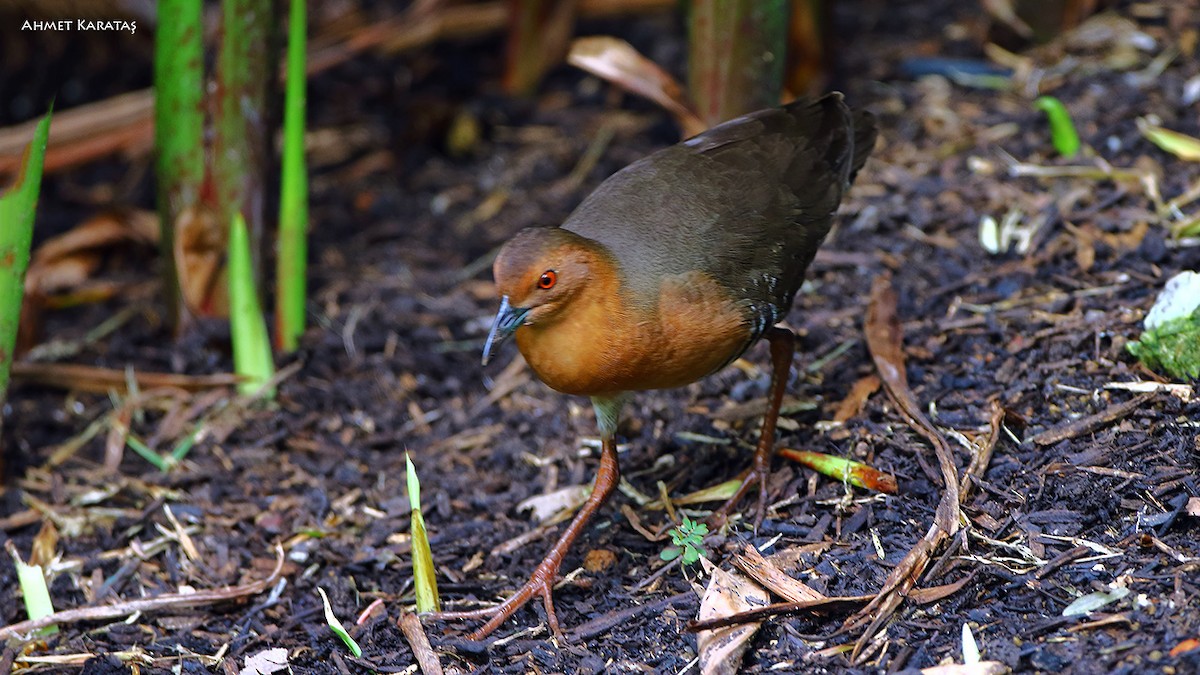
[406,454,440,612]
[660,514,708,565]
[316,587,362,657]
[1034,96,1081,158]
[6,541,57,636]
[228,212,276,398]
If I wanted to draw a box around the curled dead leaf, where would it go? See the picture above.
[25,210,158,295]
[697,559,769,675]
[567,36,706,138]
[174,204,228,317]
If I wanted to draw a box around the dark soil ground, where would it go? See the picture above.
[3,1,1200,673]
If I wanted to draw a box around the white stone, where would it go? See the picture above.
[1145,271,1200,330]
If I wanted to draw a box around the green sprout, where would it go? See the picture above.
[316,587,362,657]
[7,541,57,636]
[660,514,708,565]
[228,212,276,397]
[1033,96,1081,158]
[0,107,51,412]
[407,454,440,612]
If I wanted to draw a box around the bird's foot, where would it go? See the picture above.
[708,464,770,532]
[430,555,564,640]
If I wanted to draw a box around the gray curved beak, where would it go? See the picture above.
[482,296,530,366]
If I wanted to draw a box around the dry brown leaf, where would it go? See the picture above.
[29,520,58,568]
[174,204,229,317]
[697,560,769,675]
[567,36,706,138]
[833,374,881,423]
[845,275,961,661]
[25,210,157,295]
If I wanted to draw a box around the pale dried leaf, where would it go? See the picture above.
[239,648,290,675]
[1063,586,1129,616]
[697,560,769,675]
[921,662,1010,675]
[962,622,980,663]
[516,485,591,523]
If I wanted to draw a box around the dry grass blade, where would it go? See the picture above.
[0,545,284,640]
[845,275,961,660]
[10,362,240,393]
[0,90,154,177]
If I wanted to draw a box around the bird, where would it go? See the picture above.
[440,93,876,640]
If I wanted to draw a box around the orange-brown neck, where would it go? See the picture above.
[514,256,632,397]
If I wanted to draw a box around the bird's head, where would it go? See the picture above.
[482,227,604,365]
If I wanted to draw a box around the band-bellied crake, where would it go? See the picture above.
[442,93,876,639]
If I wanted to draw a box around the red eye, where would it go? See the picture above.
[537,271,557,289]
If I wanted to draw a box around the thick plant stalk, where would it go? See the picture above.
[213,0,274,289]
[154,0,204,331]
[688,0,789,128]
[276,0,309,352]
[504,0,578,96]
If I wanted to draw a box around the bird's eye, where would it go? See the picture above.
[537,270,557,289]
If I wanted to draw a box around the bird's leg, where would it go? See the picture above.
[433,433,621,640]
[712,326,795,529]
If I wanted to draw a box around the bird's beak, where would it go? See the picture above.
[482,296,530,366]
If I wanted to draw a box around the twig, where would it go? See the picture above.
[399,612,444,675]
[0,545,284,641]
[844,275,961,661]
[565,592,695,641]
[1027,392,1156,447]
[686,595,871,632]
[11,362,241,393]
[961,400,1004,502]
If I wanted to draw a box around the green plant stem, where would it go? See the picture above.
[277,0,309,352]
[0,108,51,423]
[688,0,788,128]
[214,0,274,292]
[154,0,204,332]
